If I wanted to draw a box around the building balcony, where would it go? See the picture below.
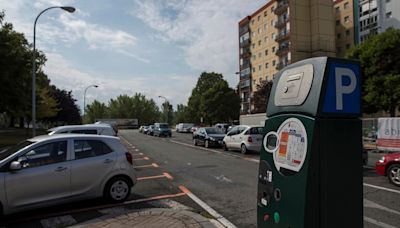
[240,80,251,89]
[276,46,289,56]
[276,61,290,70]
[274,2,289,15]
[239,25,249,36]
[274,17,289,29]
[241,97,250,103]
[239,39,251,48]
[275,31,290,42]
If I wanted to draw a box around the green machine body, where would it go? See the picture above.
[257,57,363,228]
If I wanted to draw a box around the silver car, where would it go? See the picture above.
[223,125,264,154]
[0,134,137,215]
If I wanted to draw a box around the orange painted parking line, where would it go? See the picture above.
[135,163,159,169]
[163,172,174,180]
[137,174,166,181]
[133,156,149,161]
[123,192,186,205]
[179,185,191,194]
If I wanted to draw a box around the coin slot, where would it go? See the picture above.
[264,132,279,153]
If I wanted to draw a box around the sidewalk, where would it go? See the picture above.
[70,208,219,228]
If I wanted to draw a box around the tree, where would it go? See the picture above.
[160,101,173,125]
[84,100,109,123]
[175,104,190,123]
[45,86,81,125]
[346,28,400,116]
[252,80,273,114]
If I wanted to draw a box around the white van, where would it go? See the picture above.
[47,124,117,136]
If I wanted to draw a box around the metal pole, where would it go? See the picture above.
[31,6,75,136]
[83,85,98,122]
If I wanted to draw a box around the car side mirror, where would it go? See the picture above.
[9,161,22,171]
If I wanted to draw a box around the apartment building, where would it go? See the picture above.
[238,0,336,114]
[359,0,400,42]
[334,0,358,57]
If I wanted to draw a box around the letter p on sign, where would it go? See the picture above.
[335,67,356,110]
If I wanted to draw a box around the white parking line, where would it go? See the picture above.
[364,199,400,216]
[170,139,260,164]
[179,186,237,228]
[364,183,400,195]
[364,216,398,228]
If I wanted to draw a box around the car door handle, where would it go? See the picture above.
[55,166,67,172]
[104,159,114,164]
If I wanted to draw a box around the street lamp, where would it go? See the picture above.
[158,95,169,124]
[32,6,76,136]
[83,85,99,121]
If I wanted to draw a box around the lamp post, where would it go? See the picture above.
[158,95,169,124]
[83,85,99,122]
[32,6,75,136]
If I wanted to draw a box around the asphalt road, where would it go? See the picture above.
[125,130,400,228]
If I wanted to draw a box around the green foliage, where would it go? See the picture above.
[46,86,81,125]
[84,100,109,123]
[187,72,240,124]
[160,101,173,125]
[175,104,190,123]
[346,28,400,116]
[253,80,273,114]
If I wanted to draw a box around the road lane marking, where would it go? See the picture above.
[364,199,400,216]
[364,216,398,228]
[364,183,400,195]
[178,185,237,228]
[170,139,259,164]
[135,163,159,169]
[133,156,150,161]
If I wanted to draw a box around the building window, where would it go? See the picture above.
[272,46,276,53]
[271,6,274,12]
[386,12,392,19]
[258,40,262,46]
[251,19,254,25]
[264,24,267,30]
[335,7,340,14]
[264,11,268,17]
[271,20,274,26]
[252,55,256,60]
[265,49,268,55]
[344,2,349,9]
[252,43,255,49]
[346,30,350,36]
[258,52,262,58]
[336,19,340,26]
[252,67,255,73]
[258,15,261,21]
[346,44,351,49]
[272,60,276,66]
[337,33,341,39]
[272,33,275,39]
[258,28,261,34]
[344,16,350,23]
[264,36,268,43]
[258,65,262,71]
[265,63,269,69]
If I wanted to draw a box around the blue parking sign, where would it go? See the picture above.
[322,61,361,114]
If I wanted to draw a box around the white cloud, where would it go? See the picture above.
[44,53,194,110]
[131,0,266,86]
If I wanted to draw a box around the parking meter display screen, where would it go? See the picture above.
[274,118,308,173]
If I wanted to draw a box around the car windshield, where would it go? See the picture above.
[205,128,222,134]
[0,140,33,161]
[160,124,169,128]
[249,127,264,135]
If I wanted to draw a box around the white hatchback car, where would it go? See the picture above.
[47,124,116,136]
[223,125,264,154]
[0,134,136,215]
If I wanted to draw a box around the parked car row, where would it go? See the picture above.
[139,123,172,137]
[192,125,264,154]
[175,123,195,133]
[0,124,137,216]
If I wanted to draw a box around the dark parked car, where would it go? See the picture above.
[376,153,400,187]
[193,127,225,148]
[153,123,172,137]
[147,125,155,136]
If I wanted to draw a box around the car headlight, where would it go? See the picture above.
[378,156,385,163]
[209,137,217,141]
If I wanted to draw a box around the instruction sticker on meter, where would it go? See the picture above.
[273,118,308,172]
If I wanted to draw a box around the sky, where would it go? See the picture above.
[0,0,266,111]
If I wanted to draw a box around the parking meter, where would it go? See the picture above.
[257,57,362,228]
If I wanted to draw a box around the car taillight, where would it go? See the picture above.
[125,152,133,165]
[248,136,253,143]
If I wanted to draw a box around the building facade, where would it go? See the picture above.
[334,0,358,57]
[238,0,336,114]
[358,0,400,42]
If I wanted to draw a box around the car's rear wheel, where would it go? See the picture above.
[193,139,198,146]
[223,142,228,151]
[104,176,132,203]
[387,164,400,187]
[205,140,210,148]
[241,144,247,154]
